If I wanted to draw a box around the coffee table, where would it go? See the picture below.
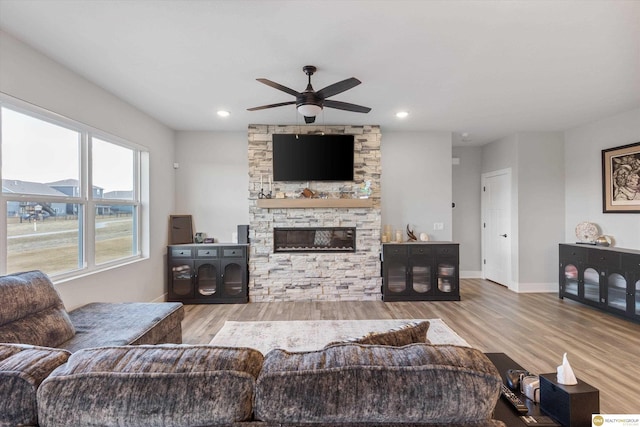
[485,353,551,426]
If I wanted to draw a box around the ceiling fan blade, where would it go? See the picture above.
[304,116,316,124]
[316,77,361,99]
[247,101,296,111]
[256,78,301,97]
[323,100,371,113]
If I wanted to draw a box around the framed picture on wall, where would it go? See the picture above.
[602,141,640,213]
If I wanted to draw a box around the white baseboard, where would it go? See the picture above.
[511,282,558,293]
[152,293,168,303]
[460,270,482,278]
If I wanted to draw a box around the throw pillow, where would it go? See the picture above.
[326,320,430,347]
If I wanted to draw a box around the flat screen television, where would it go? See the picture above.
[272,134,354,181]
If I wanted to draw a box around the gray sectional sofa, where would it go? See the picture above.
[0,270,184,352]
[0,270,184,426]
[1,270,506,427]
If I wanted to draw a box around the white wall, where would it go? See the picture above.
[564,108,640,249]
[173,130,456,245]
[174,131,249,243]
[0,31,176,309]
[381,131,453,241]
[452,146,482,276]
[517,133,565,289]
[482,132,565,292]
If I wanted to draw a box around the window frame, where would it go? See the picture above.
[0,94,148,279]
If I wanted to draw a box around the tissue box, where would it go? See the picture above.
[539,373,599,427]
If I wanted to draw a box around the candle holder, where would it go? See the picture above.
[258,188,272,199]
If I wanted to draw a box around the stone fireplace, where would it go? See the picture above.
[248,124,382,302]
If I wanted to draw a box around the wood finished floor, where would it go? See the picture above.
[181,279,640,414]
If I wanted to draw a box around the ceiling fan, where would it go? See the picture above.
[247,65,371,124]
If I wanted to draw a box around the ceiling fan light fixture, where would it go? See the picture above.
[297,104,322,117]
[217,110,230,117]
[396,111,409,119]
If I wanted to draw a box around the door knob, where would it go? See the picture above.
[500,234,508,238]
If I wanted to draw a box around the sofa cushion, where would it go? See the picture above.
[0,343,71,427]
[0,270,75,347]
[326,320,431,347]
[37,345,264,427]
[255,344,501,424]
[60,301,184,352]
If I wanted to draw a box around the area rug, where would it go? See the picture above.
[210,318,469,354]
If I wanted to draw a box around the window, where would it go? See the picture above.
[1,97,146,278]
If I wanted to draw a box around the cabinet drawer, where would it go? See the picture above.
[171,248,192,257]
[436,246,458,256]
[223,247,245,257]
[409,245,432,256]
[196,248,218,258]
[383,245,406,257]
[587,249,621,268]
[559,245,586,262]
[621,254,640,271]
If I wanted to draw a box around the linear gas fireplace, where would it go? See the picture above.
[274,227,356,253]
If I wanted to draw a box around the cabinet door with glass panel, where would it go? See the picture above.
[435,245,459,298]
[622,254,640,321]
[221,246,247,300]
[559,245,586,299]
[382,245,410,298]
[408,245,433,295]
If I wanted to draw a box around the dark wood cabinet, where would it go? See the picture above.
[381,242,460,301]
[559,243,640,322]
[168,244,248,304]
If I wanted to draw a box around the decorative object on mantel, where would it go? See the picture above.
[575,221,599,244]
[406,224,417,241]
[419,232,430,242]
[357,180,372,199]
[595,235,613,247]
[395,229,403,242]
[301,188,315,198]
[258,174,273,199]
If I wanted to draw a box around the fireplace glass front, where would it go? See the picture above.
[274,227,356,253]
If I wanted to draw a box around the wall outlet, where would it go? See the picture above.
[433,222,444,230]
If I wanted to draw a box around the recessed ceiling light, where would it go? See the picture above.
[217,110,230,117]
[395,111,409,118]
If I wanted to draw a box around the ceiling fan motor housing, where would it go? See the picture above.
[296,91,323,109]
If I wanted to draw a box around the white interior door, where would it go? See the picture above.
[482,169,511,287]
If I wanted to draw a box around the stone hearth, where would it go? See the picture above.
[248,125,382,302]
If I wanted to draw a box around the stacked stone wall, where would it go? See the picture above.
[248,124,382,302]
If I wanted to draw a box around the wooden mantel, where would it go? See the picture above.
[256,198,374,209]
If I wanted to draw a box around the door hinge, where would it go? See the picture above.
[483,259,486,265]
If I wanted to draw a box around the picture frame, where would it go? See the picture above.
[602,142,640,213]
[169,215,194,244]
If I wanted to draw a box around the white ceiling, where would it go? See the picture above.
[0,0,638,145]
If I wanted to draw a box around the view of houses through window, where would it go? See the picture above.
[1,101,143,277]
